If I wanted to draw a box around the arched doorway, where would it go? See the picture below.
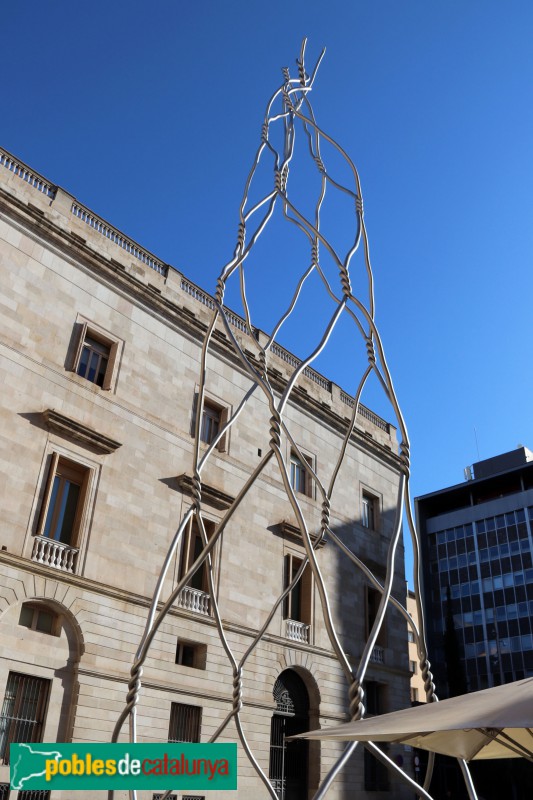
[269,669,309,800]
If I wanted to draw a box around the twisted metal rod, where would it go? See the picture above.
[112,39,478,800]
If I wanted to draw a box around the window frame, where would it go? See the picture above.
[361,488,380,531]
[175,639,207,670]
[194,390,231,453]
[27,445,100,575]
[35,453,89,549]
[71,316,123,392]
[289,449,314,499]
[18,603,60,637]
[178,518,216,595]
[200,401,221,446]
[283,552,313,627]
[36,454,89,547]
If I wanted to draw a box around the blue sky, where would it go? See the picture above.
[3,1,533,584]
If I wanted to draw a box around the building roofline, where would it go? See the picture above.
[0,144,400,462]
[415,459,533,503]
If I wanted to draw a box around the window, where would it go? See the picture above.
[290,450,313,498]
[168,703,201,743]
[364,746,390,791]
[409,660,418,675]
[31,453,93,573]
[77,335,110,387]
[200,400,221,445]
[364,680,386,716]
[175,640,207,670]
[366,587,387,647]
[407,630,415,643]
[178,519,214,594]
[410,687,419,703]
[363,681,389,791]
[71,317,122,391]
[37,455,88,548]
[18,604,59,636]
[362,491,378,530]
[283,553,312,642]
[195,393,229,451]
[0,673,50,765]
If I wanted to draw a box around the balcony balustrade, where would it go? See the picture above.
[31,535,79,573]
[177,585,210,616]
[286,619,310,643]
[370,645,385,664]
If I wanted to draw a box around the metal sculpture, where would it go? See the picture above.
[112,39,479,800]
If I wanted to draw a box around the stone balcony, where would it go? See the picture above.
[177,585,211,616]
[369,644,385,664]
[286,619,310,644]
[31,535,79,573]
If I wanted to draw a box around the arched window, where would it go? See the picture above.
[269,670,309,800]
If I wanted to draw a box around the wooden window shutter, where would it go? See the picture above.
[35,452,59,536]
[72,321,88,372]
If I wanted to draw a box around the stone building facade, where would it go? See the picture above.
[406,591,425,704]
[0,147,411,800]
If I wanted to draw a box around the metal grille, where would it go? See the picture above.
[273,672,308,716]
[152,795,205,800]
[18,792,51,800]
[270,672,310,799]
[168,703,201,743]
[0,673,50,765]
[0,784,9,800]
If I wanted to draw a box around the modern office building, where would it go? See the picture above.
[417,446,533,695]
[0,147,412,800]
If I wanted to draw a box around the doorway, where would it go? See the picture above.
[269,669,309,800]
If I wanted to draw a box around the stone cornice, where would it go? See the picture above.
[274,520,327,549]
[0,551,341,658]
[42,408,122,454]
[175,473,235,510]
[0,186,402,474]
[0,551,408,681]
